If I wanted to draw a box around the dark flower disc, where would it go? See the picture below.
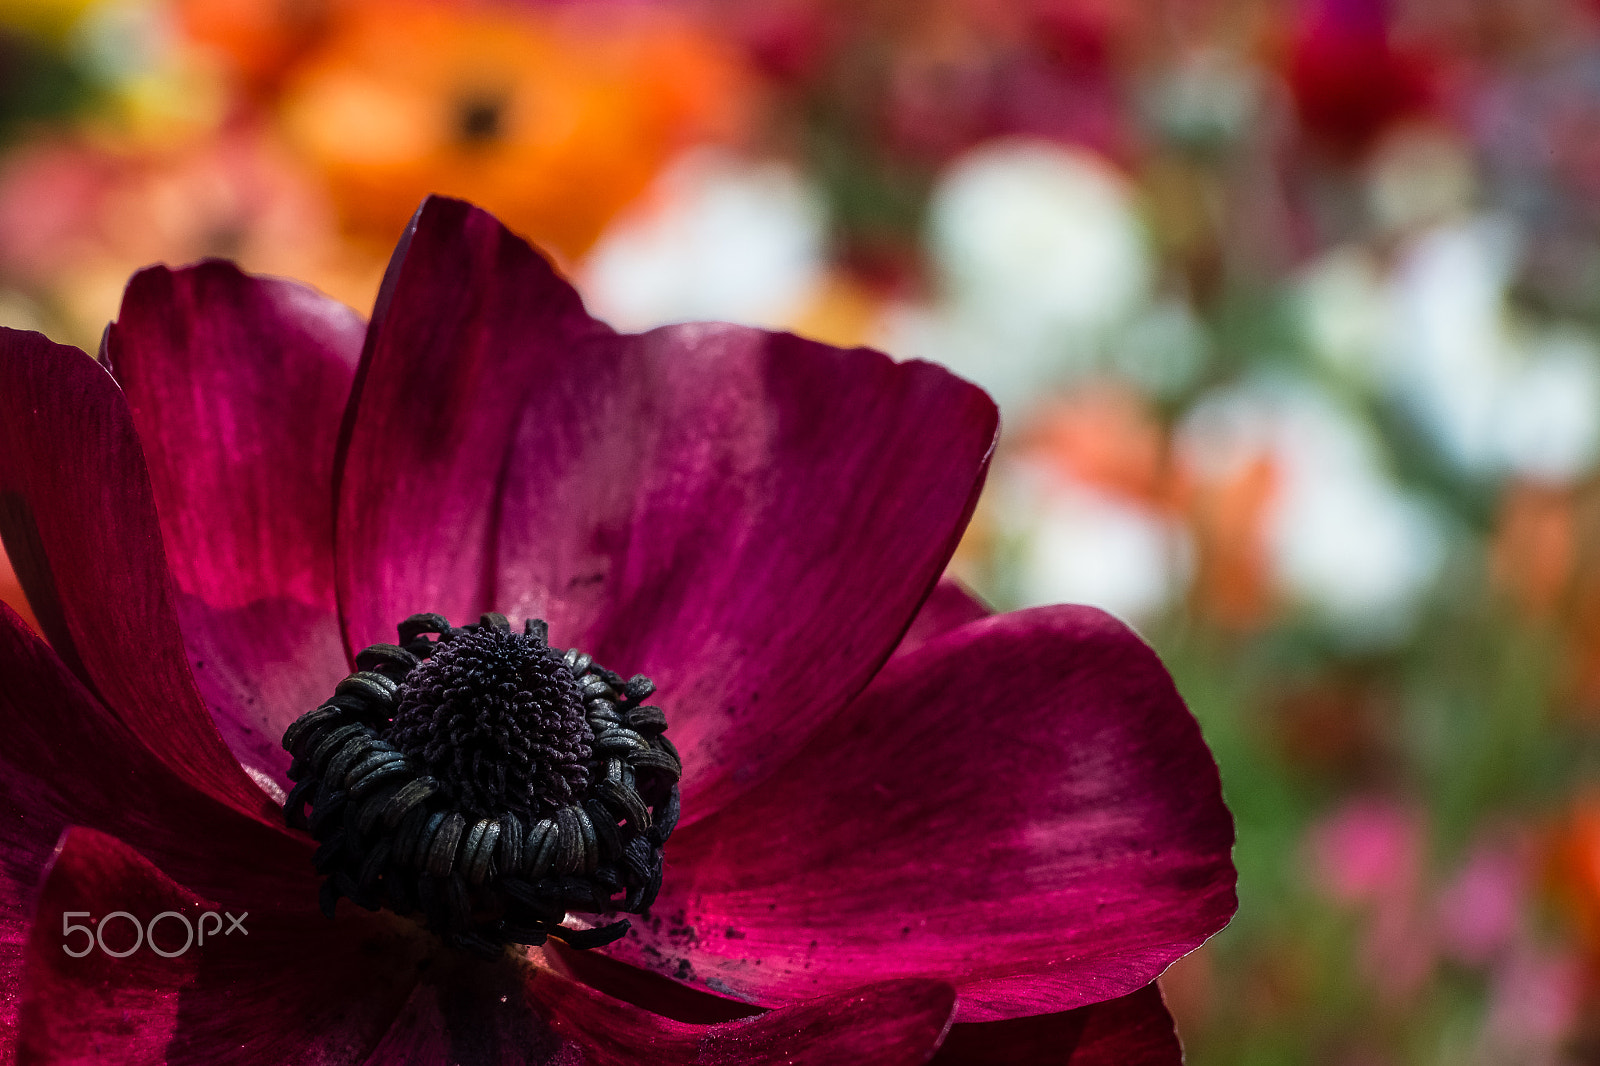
[385,623,593,821]
[280,612,680,957]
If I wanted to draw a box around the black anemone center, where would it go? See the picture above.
[385,625,591,822]
[279,612,680,959]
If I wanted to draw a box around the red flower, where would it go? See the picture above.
[0,197,1234,1062]
[1287,0,1436,155]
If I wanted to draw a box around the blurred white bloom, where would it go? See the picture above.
[1299,244,1389,383]
[1178,381,1447,641]
[876,305,1032,406]
[930,139,1151,335]
[1378,218,1600,482]
[1495,329,1600,483]
[1384,218,1520,474]
[1364,125,1476,234]
[1111,298,1209,399]
[579,149,827,332]
[996,463,1191,626]
[884,139,1152,415]
[1145,48,1262,148]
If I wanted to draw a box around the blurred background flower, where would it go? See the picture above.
[8,0,1600,1060]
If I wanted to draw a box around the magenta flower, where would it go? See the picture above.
[0,197,1235,1063]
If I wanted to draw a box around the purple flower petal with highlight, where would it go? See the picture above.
[364,970,956,1066]
[0,605,316,1062]
[610,605,1235,1021]
[0,328,277,821]
[19,827,436,1065]
[931,984,1183,1064]
[336,198,999,823]
[108,262,365,791]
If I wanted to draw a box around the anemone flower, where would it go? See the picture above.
[0,196,1235,1063]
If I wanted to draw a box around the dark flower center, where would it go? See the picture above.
[456,95,505,146]
[280,612,679,958]
[385,624,592,822]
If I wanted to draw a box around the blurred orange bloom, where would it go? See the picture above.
[1019,383,1168,507]
[1549,799,1600,971]
[177,0,345,95]
[1489,480,1600,714]
[1017,382,1281,630]
[1180,450,1279,632]
[1491,481,1577,621]
[280,2,755,261]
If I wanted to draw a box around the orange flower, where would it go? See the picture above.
[1491,481,1578,621]
[1489,480,1600,713]
[1017,383,1283,630]
[1179,451,1279,632]
[1018,382,1169,507]
[280,2,754,261]
[1549,799,1600,968]
[175,0,345,95]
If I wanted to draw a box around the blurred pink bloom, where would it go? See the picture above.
[1484,947,1584,1058]
[1307,798,1422,906]
[0,128,372,344]
[1436,839,1526,966]
[1307,798,1432,997]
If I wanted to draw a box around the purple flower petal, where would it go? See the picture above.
[543,976,958,1066]
[0,602,317,962]
[107,262,365,789]
[0,327,277,820]
[932,984,1183,1064]
[495,324,998,824]
[610,605,1236,1021]
[0,605,317,1062]
[336,196,998,823]
[892,577,993,659]
[543,940,761,1025]
[334,197,604,663]
[17,826,422,1065]
[361,962,956,1066]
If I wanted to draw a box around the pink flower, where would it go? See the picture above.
[1306,798,1433,998]
[0,197,1235,1063]
[1436,840,1526,967]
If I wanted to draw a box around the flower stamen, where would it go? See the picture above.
[281,612,679,958]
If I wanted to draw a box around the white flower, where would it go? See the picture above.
[1383,218,1522,474]
[1302,217,1600,484]
[1496,328,1600,483]
[994,462,1192,627]
[880,139,1154,416]
[1178,380,1447,642]
[928,138,1151,336]
[579,149,827,332]
[1299,244,1389,383]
